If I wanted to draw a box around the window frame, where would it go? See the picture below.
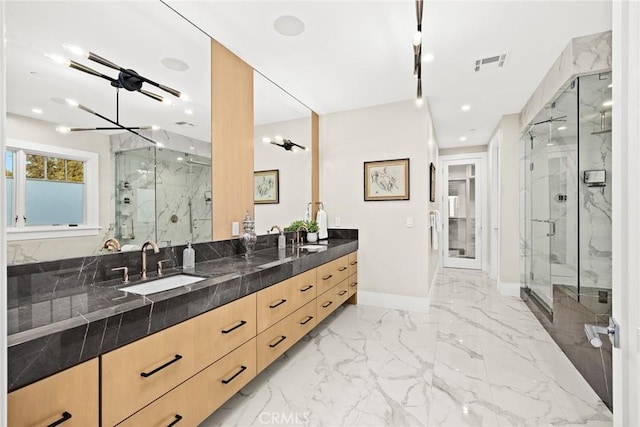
[6,138,100,241]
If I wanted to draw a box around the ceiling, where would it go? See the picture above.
[5,1,612,150]
[167,0,612,149]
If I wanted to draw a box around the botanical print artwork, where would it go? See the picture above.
[254,170,279,204]
[364,158,409,201]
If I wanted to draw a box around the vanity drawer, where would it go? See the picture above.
[348,251,358,277]
[195,293,257,366]
[194,338,257,421]
[348,272,358,297]
[316,255,349,294]
[257,269,316,333]
[257,300,317,373]
[118,338,257,427]
[316,279,349,323]
[8,358,98,427]
[101,317,198,427]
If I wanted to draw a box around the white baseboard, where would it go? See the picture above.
[498,280,523,297]
[357,290,431,313]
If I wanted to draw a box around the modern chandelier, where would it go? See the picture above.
[414,0,424,106]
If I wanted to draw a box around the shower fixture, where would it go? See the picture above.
[591,111,612,135]
[584,318,619,348]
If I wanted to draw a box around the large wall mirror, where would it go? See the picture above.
[253,72,312,234]
[5,1,212,264]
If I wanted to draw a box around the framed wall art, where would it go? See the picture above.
[430,162,436,202]
[254,169,279,204]
[364,158,410,201]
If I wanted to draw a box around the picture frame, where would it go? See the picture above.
[364,158,410,201]
[430,162,436,202]
[254,169,279,204]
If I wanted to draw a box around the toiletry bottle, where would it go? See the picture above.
[278,231,286,250]
[183,241,195,271]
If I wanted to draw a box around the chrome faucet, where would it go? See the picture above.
[140,240,160,279]
[100,238,120,253]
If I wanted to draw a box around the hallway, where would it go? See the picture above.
[201,268,612,426]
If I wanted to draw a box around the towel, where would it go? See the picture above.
[429,210,442,250]
[317,208,328,240]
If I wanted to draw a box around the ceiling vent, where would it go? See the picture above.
[474,54,507,72]
[175,121,195,127]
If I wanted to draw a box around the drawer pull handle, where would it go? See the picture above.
[300,284,314,292]
[338,290,348,296]
[269,335,287,348]
[322,274,333,281]
[300,315,314,325]
[47,412,72,427]
[167,414,183,427]
[350,282,358,287]
[322,301,333,308]
[350,261,358,266]
[221,365,247,384]
[338,267,348,272]
[140,354,182,378]
[221,320,247,334]
[269,299,287,309]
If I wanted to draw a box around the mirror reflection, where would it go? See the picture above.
[5,1,212,264]
[253,72,312,234]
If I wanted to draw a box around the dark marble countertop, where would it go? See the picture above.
[7,237,358,392]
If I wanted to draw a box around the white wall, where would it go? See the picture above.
[320,100,439,299]
[498,114,521,286]
[254,117,312,234]
[6,114,113,264]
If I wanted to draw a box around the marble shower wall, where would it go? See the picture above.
[111,129,212,247]
[578,73,612,290]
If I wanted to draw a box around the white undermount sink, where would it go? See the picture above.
[119,274,206,296]
[298,244,328,251]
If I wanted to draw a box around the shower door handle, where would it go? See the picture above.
[547,221,555,237]
[531,219,556,237]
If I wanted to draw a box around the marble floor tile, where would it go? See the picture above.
[200,268,612,427]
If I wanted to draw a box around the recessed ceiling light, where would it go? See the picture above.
[56,126,70,134]
[185,109,193,115]
[459,137,467,141]
[608,83,613,88]
[177,157,184,161]
[151,125,160,131]
[557,126,567,130]
[162,99,173,106]
[422,53,434,63]
[161,57,189,72]
[32,108,43,114]
[461,104,471,112]
[273,15,305,37]
[603,100,613,107]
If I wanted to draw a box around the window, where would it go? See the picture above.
[6,139,100,240]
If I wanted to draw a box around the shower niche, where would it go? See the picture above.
[522,72,612,409]
[115,146,212,249]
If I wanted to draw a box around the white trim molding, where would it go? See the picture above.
[497,280,522,297]
[357,291,431,314]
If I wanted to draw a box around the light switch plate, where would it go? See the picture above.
[231,222,240,236]
[406,217,414,228]
[335,217,341,227]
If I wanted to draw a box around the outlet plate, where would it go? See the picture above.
[231,222,240,236]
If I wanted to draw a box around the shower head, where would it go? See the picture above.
[591,111,612,135]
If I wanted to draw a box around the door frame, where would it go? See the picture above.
[612,1,640,425]
[439,152,488,271]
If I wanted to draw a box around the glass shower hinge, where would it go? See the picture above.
[584,317,620,349]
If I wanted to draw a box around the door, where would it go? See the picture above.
[442,158,482,269]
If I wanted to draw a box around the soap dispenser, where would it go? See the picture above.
[278,230,286,250]
[183,241,195,271]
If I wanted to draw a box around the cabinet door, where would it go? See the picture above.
[316,279,349,323]
[256,269,316,333]
[101,316,198,427]
[195,293,256,366]
[348,272,358,297]
[8,358,98,427]
[316,255,349,295]
[257,300,317,373]
[348,251,358,277]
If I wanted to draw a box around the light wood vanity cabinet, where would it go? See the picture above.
[316,255,349,295]
[256,269,316,333]
[9,251,358,427]
[8,358,99,427]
